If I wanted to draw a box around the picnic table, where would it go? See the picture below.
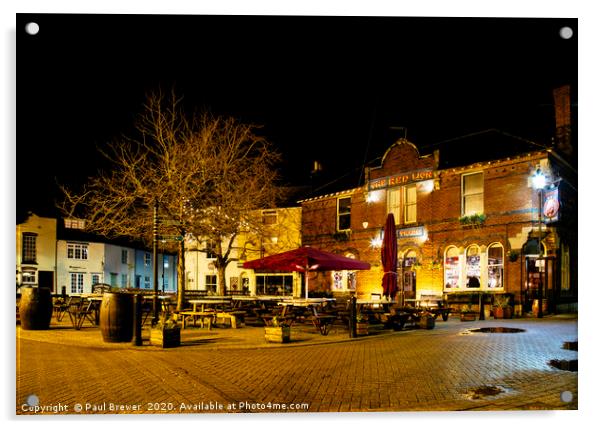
[278,298,337,335]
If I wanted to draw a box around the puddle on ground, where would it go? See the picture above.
[562,341,578,351]
[470,327,525,334]
[549,359,578,372]
[464,385,506,400]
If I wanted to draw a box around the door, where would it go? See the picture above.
[38,271,54,292]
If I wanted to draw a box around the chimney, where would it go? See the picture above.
[553,85,573,158]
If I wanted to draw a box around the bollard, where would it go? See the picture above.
[349,295,357,338]
[132,294,142,346]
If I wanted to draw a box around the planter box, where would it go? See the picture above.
[265,326,291,343]
[460,312,477,322]
[418,314,435,329]
[150,327,181,348]
[356,323,369,336]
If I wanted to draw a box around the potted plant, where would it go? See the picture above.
[492,294,507,319]
[460,304,477,321]
[264,316,291,343]
[356,314,369,336]
[150,313,181,348]
[417,311,435,329]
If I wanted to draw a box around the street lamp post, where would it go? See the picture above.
[533,168,546,319]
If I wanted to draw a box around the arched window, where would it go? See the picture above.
[487,243,504,289]
[444,246,460,289]
[465,245,481,287]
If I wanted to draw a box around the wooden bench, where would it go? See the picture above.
[179,310,215,329]
[311,314,337,336]
[214,311,246,328]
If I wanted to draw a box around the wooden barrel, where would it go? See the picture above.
[100,293,133,342]
[19,287,53,330]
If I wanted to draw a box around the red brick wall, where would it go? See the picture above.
[301,140,550,303]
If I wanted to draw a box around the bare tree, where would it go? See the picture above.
[59,90,282,308]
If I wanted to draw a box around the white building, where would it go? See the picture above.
[184,207,303,296]
[16,213,57,293]
[16,215,178,296]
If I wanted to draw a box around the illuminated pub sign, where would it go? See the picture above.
[397,226,424,239]
[368,169,434,190]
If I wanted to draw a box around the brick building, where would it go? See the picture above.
[300,130,577,315]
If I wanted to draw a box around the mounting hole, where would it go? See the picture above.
[560,390,573,403]
[26,394,39,406]
[25,22,40,35]
[559,26,573,40]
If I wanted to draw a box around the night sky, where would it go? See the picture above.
[17,14,577,217]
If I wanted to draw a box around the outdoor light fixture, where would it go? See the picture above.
[366,191,378,203]
[532,167,547,318]
[370,236,383,248]
[362,221,369,229]
[533,168,546,190]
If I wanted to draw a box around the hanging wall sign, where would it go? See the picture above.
[543,187,560,223]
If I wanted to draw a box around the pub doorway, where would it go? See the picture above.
[401,249,417,301]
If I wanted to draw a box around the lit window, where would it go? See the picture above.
[462,172,484,216]
[404,184,417,224]
[22,268,37,285]
[337,197,352,231]
[466,245,481,287]
[444,247,460,289]
[64,218,85,229]
[67,243,88,260]
[487,243,504,288]
[386,187,401,224]
[22,233,37,263]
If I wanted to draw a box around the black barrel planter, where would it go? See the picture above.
[100,293,133,342]
[19,287,53,330]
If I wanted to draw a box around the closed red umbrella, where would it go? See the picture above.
[243,246,371,299]
[381,213,398,300]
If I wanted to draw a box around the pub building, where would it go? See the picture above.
[299,92,576,315]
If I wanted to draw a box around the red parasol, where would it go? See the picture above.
[381,213,398,299]
[243,246,371,299]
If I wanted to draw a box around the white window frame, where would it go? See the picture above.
[403,184,417,224]
[386,187,401,224]
[461,172,484,216]
[21,268,37,285]
[22,233,37,263]
[337,196,352,231]
[144,276,151,289]
[91,273,102,286]
[67,242,88,260]
[70,272,84,294]
[465,244,482,288]
[487,243,504,289]
[144,252,151,267]
[205,275,217,292]
[121,249,128,264]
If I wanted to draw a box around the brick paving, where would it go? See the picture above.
[16,315,578,414]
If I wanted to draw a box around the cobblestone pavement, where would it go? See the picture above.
[16,315,578,414]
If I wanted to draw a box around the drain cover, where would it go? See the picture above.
[549,359,578,372]
[470,327,525,333]
[562,341,578,351]
[465,385,505,400]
